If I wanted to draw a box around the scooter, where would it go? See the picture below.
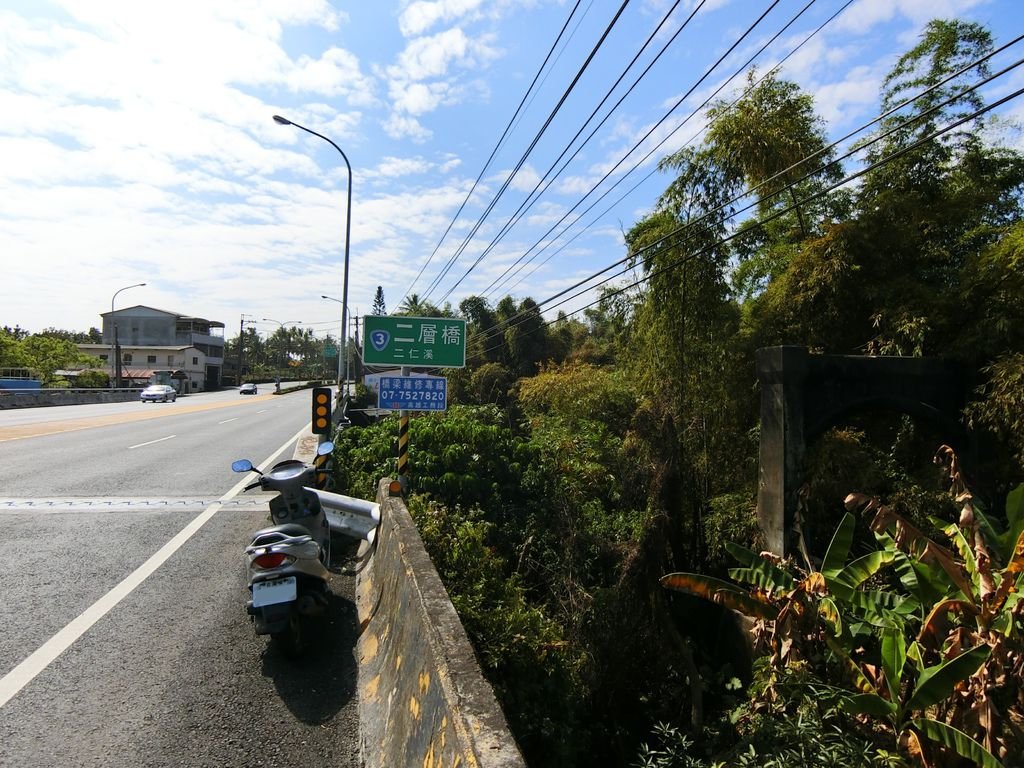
[232,441,380,657]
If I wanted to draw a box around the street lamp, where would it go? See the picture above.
[110,282,146,388]
[321,295,344,390]
[273,114,351,396]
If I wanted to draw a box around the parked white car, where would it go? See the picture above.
[140,384,177,403]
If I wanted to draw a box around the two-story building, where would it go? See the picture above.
[79,305,225,392]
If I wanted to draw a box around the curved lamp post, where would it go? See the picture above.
[320,294,345,390]
[110,282,146,388]
[273,114,351,395]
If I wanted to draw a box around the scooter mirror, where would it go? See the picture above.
[317,441,334,456]
[232,459,254,473]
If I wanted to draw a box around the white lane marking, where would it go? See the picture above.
[218,418,238,424]
[256,409,270,414]
[128,435,176,449]
[0,424,309,709]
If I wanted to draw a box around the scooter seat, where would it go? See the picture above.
[251,523,312,540]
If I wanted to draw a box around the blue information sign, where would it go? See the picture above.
[377,374,447,412]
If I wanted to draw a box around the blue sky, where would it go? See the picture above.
[2,0,1022,341]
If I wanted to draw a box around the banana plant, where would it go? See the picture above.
[661,447,1024,767]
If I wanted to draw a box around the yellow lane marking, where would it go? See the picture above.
[0,394,278,442]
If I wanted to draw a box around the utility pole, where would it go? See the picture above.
[352,310,362,383]
[236,314,256,386]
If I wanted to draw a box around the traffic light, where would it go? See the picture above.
[311,387,332,435]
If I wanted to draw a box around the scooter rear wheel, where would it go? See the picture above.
[271,613,304,658]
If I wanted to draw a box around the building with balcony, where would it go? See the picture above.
[78,305,225,392]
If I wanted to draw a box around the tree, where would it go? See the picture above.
[37,327,101,344]
[860,19,994,202]
[397,293,442,317]
[372,286,386,316]
[1,325,30,342]
[499,297,552,378]
[460,295,501,367]
[21,335,102,385]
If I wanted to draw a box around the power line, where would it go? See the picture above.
[485,38,1024,333]
[436,0,792,304]
[399,0,587,305]
[432,0,712,304]
[496,0,853,299]
[473,70,1024,358]
[419,0,635,301]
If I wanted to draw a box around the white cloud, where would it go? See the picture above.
[374,156,433,177]
[391,81,455,115]
[285,48,377,102]
[389,27,496,81]
[384,112,433,141]
[509,163,540,191]
[399,0,486,37]
[835,0,988,34]
[811,65,885,129]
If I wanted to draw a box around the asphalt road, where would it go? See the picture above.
[0,388,361,768]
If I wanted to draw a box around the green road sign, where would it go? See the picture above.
[324,345,337,357]
[363,315,466,368]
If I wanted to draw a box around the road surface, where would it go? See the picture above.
[0,388,361,768]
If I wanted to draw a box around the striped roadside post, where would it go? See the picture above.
[397,366,410,490]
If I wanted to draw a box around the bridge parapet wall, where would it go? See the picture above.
[357,479,526,768]
[0,390,141,409]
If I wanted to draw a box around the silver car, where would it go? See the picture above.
[140,384,177,403]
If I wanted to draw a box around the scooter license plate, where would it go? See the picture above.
[252,576,297,608]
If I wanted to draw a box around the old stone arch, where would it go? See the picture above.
[755,346,970,555]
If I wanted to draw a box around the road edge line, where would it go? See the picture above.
[0,423,309,709]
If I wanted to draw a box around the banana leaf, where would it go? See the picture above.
[832,550,896,590]
[881,626,907,705]
[1006,527,1024,574]
[845,587,916,628]
[918,598,976,646]
[906,644,990,712]
[825,634,880,695]
[659,572,778,620]
[843,692,897,719]
[822,513,855,578]
[818,596,843,636]
[1000,483,1024,564]
[911,718,1004,768]
[944,522,980,592]
[906,640,924,671]
[727,560,795,594]
[723,540,759,567]
[972,503,1006,562]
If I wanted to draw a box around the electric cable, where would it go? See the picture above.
[399,0,587,304]
[419,0,635,300]
[434,0,788,304]
[430,0,712,304]
[481,40,1024,335]
[475,82,1024,360]
[496,0,854,298]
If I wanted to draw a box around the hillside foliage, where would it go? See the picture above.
[330,19,1024,768]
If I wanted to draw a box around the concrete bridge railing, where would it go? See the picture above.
[0,390,141,409]
[356,479,527,768]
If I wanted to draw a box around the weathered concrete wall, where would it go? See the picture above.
[755,346,969,556]
[0,390,141,409]
[357,480,527,768]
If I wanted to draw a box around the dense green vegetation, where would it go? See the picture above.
[330,19,1024,768]
[0,325,104,386]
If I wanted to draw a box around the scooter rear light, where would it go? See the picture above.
[252,552,293,569]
